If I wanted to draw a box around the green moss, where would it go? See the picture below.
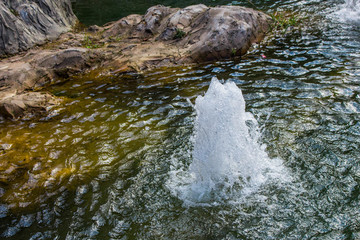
[109,36,123,42]
[82,35,103,49]
[174,28,186,39]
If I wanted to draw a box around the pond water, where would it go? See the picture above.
[1,0,360,239]
[72,0,233,26]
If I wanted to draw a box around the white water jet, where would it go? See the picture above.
[167,78,288,206]
[335,0,360,22]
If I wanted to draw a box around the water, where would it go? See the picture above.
[71,0,231,26]
[336,0,360,22]
[168,78,289,206]
[1,0,360,239]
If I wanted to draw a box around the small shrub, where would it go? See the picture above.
[109,36,123,42]
[174,28,186,39]
[270,11,300,33]
[231,48,237,57]
[10,8,19,17]
[82,35,102,49]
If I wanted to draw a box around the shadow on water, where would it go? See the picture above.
[72,0,231,26]
[72,0,314,26]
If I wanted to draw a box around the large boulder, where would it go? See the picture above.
[103,4,271,64]
[0,0,77,57]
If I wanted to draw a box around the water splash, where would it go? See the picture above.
[335,0,360,23]
[167,78,288,206]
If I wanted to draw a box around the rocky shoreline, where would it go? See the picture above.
[0,2,272,119]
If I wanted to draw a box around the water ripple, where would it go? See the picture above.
[1,0,360,239]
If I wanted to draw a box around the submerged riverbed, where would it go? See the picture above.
[1,0,360,239]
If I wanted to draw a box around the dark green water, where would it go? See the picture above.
[72,0,261,26]
[1,0,360,239]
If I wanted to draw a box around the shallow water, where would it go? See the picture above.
[1,0,360,239]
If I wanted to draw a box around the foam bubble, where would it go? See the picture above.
[335,0,360,23]
[167,77,289,206]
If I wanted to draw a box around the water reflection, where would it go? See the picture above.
[1,0,360,239]
[72,0,231,26]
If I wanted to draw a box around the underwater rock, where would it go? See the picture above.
[0,0,77,57]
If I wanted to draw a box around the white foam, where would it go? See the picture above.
[167,77,289,206]
[335,0,360,23]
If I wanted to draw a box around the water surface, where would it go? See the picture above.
[1,0,360,239]
[72,0,265,26]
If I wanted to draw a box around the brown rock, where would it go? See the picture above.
[0,91,59,119]
[102,14,143,38]
[0,48,93,119]
[0,48,90,91]
[181,6,271,62]
[101,4,271,70]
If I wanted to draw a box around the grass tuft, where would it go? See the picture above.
[174,28,186,39]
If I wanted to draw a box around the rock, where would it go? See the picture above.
[0,4,272,119]
[87,25,101,33]
[0,48,94,118]
[142,5,179,35]
[36,48,89,76]
[102,14,142,38]
[0,48,91,92]
[101,4,271,70]
[181,5,271,62]
[0,91,59,119]
[0,0,77,57]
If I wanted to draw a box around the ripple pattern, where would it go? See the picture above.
[1,0,360,239]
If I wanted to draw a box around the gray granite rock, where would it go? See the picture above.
[0,0,77,56]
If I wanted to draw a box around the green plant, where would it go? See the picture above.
[270,11,300,33]
[231,48,237,57]
[174,28,186,39]
[109,36,123,42]
[82,35,102,49]
[10,8,19,17]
